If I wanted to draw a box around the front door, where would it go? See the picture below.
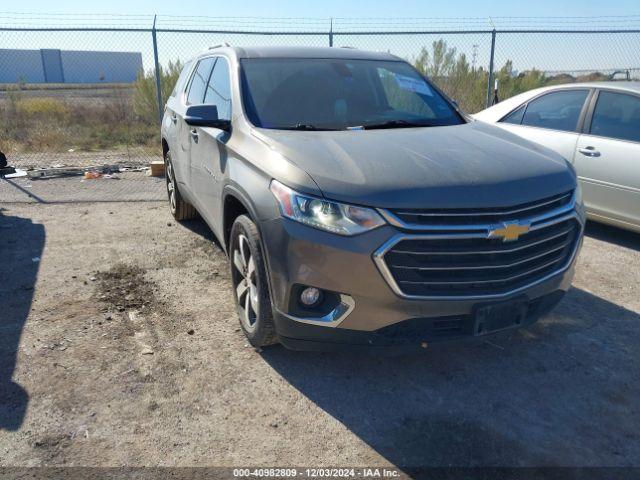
[190,56,233,236]
[498,89,591,162]
[182,56,216,192]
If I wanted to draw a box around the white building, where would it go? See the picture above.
[0,48,143,84]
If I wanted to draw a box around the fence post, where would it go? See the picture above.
[151,15,164,125]
[329,18,334,47]
[486,29,497,108]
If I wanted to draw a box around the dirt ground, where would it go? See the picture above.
[1,197,640,472]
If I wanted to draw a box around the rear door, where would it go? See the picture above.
[190,56,233,233]
[180,56,216,193]
[164,60,192,165]
[497,89,592,161]
[575,89,640,227]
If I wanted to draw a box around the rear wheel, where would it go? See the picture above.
[165,150,196,221]
[229,215,277,347]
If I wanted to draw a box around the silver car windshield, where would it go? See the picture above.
[240,58,464,131]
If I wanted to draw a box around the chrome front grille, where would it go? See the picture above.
[374,191,582,299]
[387,191,573,227]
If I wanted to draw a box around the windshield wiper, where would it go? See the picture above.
[361,119,435,130]
[279,123,337,131]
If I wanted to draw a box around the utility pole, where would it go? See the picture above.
[152,14,164,125]
[471,44,478,71]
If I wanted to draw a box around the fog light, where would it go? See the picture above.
[300,287,322,307]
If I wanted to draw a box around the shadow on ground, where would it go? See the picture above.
[585,220,640,252]
[262,287,640,468]
[0,208,45,431]
[178,215,223,251]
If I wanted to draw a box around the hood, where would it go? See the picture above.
[252,120,576,209]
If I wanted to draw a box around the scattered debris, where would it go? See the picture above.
[28,166,85,179]
[4,168,27,179]
[32,257,41,263]
[27,164,130,180]
[148,161,165,177]
[83,171,103,180]
[187,329,195,335]
[141,347,154,355]
[0,151,16,178]
[0,166,17,178]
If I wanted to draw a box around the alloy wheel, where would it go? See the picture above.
[233,234,259,331]
[166,159,176,213]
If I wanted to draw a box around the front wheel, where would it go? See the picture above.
[229,215,277,347]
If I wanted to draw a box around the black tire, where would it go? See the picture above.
[165,150,197,221]
[229,214,278,347]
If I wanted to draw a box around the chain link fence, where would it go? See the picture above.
[1,17,639,172]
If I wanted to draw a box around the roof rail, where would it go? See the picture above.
[340,46,357,49]
[209,43,230,50]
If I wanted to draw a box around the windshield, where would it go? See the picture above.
[240,58,464,130]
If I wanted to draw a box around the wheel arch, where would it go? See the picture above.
[161,137,169,157]
[222,184,279,317]
[222,185,261,252]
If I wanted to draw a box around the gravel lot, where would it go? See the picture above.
[1,178,639,473]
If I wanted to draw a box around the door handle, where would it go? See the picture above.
[578,146,600,157]
[190,129,199,143]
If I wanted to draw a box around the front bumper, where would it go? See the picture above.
[260,208,584,351]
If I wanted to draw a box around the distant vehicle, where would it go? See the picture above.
[474,82,640,233]
[161,46,584,351]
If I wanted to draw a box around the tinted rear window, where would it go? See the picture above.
[590,91,640,143]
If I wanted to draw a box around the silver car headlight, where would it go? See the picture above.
[270,180,386,236]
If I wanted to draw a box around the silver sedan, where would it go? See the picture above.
[474,82,640,233]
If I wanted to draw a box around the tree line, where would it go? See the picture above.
[413,39,628,113]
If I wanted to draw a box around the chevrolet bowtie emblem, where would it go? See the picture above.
[488,222,531,242]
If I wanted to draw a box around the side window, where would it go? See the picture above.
[590,91,640,143]
[204,57,232,121]
[501,104,526,125]
[520,90,589,132]
[170,61,192,99]
[186,57,215,105]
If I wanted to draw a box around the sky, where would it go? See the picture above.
[3,0,639,20]
[1,1,639,76]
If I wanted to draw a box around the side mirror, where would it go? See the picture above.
[184,105,231,131]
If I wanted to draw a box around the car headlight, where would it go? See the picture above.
[270,180,386,236]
